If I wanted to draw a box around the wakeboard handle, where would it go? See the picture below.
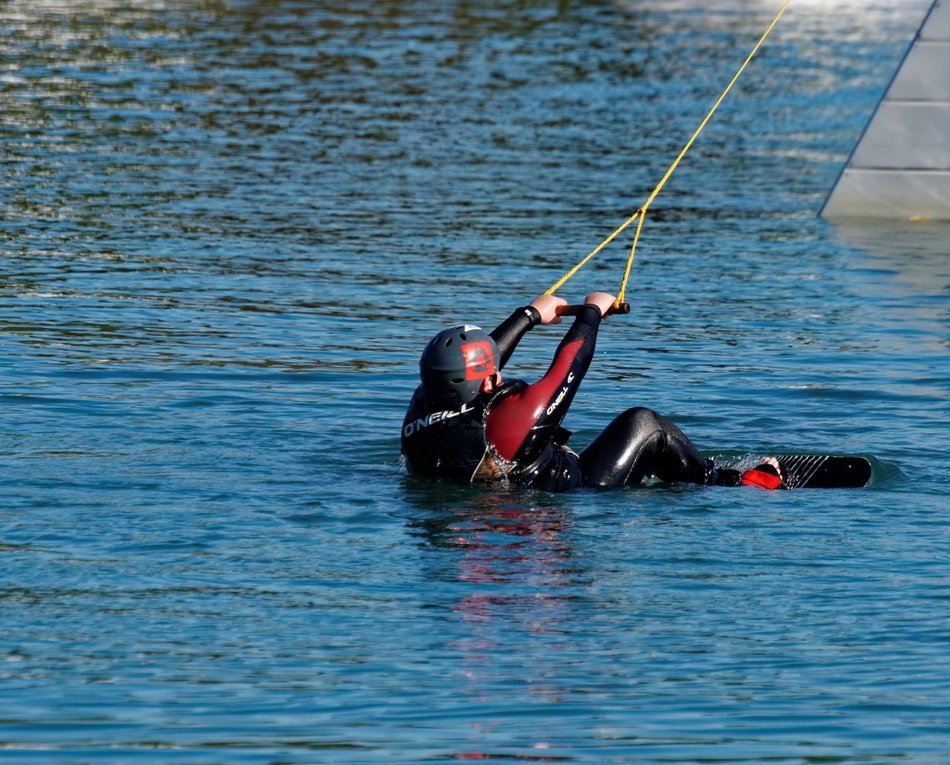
[556,302,631,317]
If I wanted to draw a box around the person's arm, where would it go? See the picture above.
[490,294,567,370]
[487,293,613,462]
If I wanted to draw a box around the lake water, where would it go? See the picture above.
[2,1,948,762]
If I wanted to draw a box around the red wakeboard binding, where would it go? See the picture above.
[741,459,784,490]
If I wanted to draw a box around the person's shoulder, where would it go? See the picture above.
[405,385,428,414]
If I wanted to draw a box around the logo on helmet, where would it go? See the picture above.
[461,340,495,380]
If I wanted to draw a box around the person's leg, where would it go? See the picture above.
[579,407,728,488]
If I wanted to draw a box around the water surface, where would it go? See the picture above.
[2,1,948,762]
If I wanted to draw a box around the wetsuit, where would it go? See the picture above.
[402,304,730,492]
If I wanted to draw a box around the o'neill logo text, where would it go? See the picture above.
[404,403,474,437]
[546,372,574,416]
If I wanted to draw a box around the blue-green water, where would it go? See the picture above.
[2,1,948,762]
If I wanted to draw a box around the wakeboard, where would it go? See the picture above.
[771,454,872,489]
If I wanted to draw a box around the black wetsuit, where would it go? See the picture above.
[402,304,733,492]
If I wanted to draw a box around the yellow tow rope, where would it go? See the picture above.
[546,0,793,308]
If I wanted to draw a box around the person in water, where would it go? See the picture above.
[401,291,781,492]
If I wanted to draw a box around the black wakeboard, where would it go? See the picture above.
[773,454,872,489]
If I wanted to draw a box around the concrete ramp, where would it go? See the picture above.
[821,0,950,220]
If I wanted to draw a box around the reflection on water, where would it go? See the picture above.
[407,482,580,621]
[408,478,569,552]
[404,482,586,758]
[832,219,950,293]
[830,219,950,358]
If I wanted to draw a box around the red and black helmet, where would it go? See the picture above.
[419,325,499,407]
